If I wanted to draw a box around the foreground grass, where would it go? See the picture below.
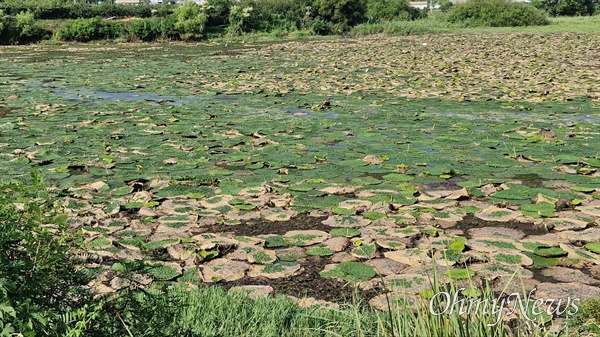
[84,280,600,337]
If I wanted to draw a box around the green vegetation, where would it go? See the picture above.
[54,17,124,42]
[366,0,424,23]
[127,16,177,41]
[0,10,50,44]
[531,0,598,16]
[8,0,596,44]
[0,175,92,336]
[2,6,600,334]
[174,1,209,39]
[0,1,157,19]
[447,0,550,27]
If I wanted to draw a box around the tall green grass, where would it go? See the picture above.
[352,14,600,36]
[351,14,456,36]
[87,268,577,337]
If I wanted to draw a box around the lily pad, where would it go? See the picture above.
[321,215,371,228]
[533,247,568,258]
[446,268,476,280]
[474,206,520,222]
[329,228,361,237]
[382,173,414,182]
[306,247,335,256]
[351,244,377,259]
[584,242,600,254]
[320,262,376,282]
[283,230,330,246]
[248,261,301,279]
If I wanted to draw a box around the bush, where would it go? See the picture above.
[235,0,309,32]
[127,17,178,41]
[174,1,208,40]
[0,10,50,44]
[0,10,6,37]
[227,4,254,35]
[55,17,125,42]
[0,174,92,336]
[366,0,423,23]
[205,0,233,27]
[0,3,154,20]
[447,0,550,27]
[312,0,368,27]
[531,0,597,16]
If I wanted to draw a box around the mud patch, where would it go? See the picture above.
[204,214,331,236]
[456,214,548,238]
[512,173,545,188]
[525,267,561,283]
[222,255,379,304]
[421,175,466,191]
[0,105,12,118]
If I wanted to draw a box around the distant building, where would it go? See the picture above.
[409,1,440,9]
[115,0,143,4]
[409,1,428,9]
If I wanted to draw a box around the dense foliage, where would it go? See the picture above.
[54,17,125,42]
[0,0,573,43]
[366,0,424,23]
[0,174,92,336]
[127,16,177,41]
[0,10,50,44]
[173,1,208,39]
[447,0,550,27]
[531,0,598,16]
[0,2,157,20]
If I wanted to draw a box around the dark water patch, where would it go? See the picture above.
[284,108,336,118]
[526,267,564,284]
[46,87,202,105]
[285,107,314,117]
[512,173,544,188]
[203,214,331,236]
[211,95,238,101]
[420,175,465,190]
[30,84,236,106]
[0,106,12,118]
[456,214,548,239]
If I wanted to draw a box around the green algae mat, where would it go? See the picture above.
[1,34,600,309]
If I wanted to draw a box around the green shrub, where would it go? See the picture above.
[227,4,254,35]
[309,17,349,35]
[447,0,550,27]
[127,17,178,41]
[0,10,6,36]
[531,0,597,16]
[366,0,423,23]
[0,10,50,44]
[174,1,208,40]
[0,3,154,20]
[0,174,92,336]
[55,17,125,42]
[151,4,176,18]
[15,11,38,40]
[205,0,233,27]
[235,0,309,32]
[313,0,368,27]
[435,0,454,12]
